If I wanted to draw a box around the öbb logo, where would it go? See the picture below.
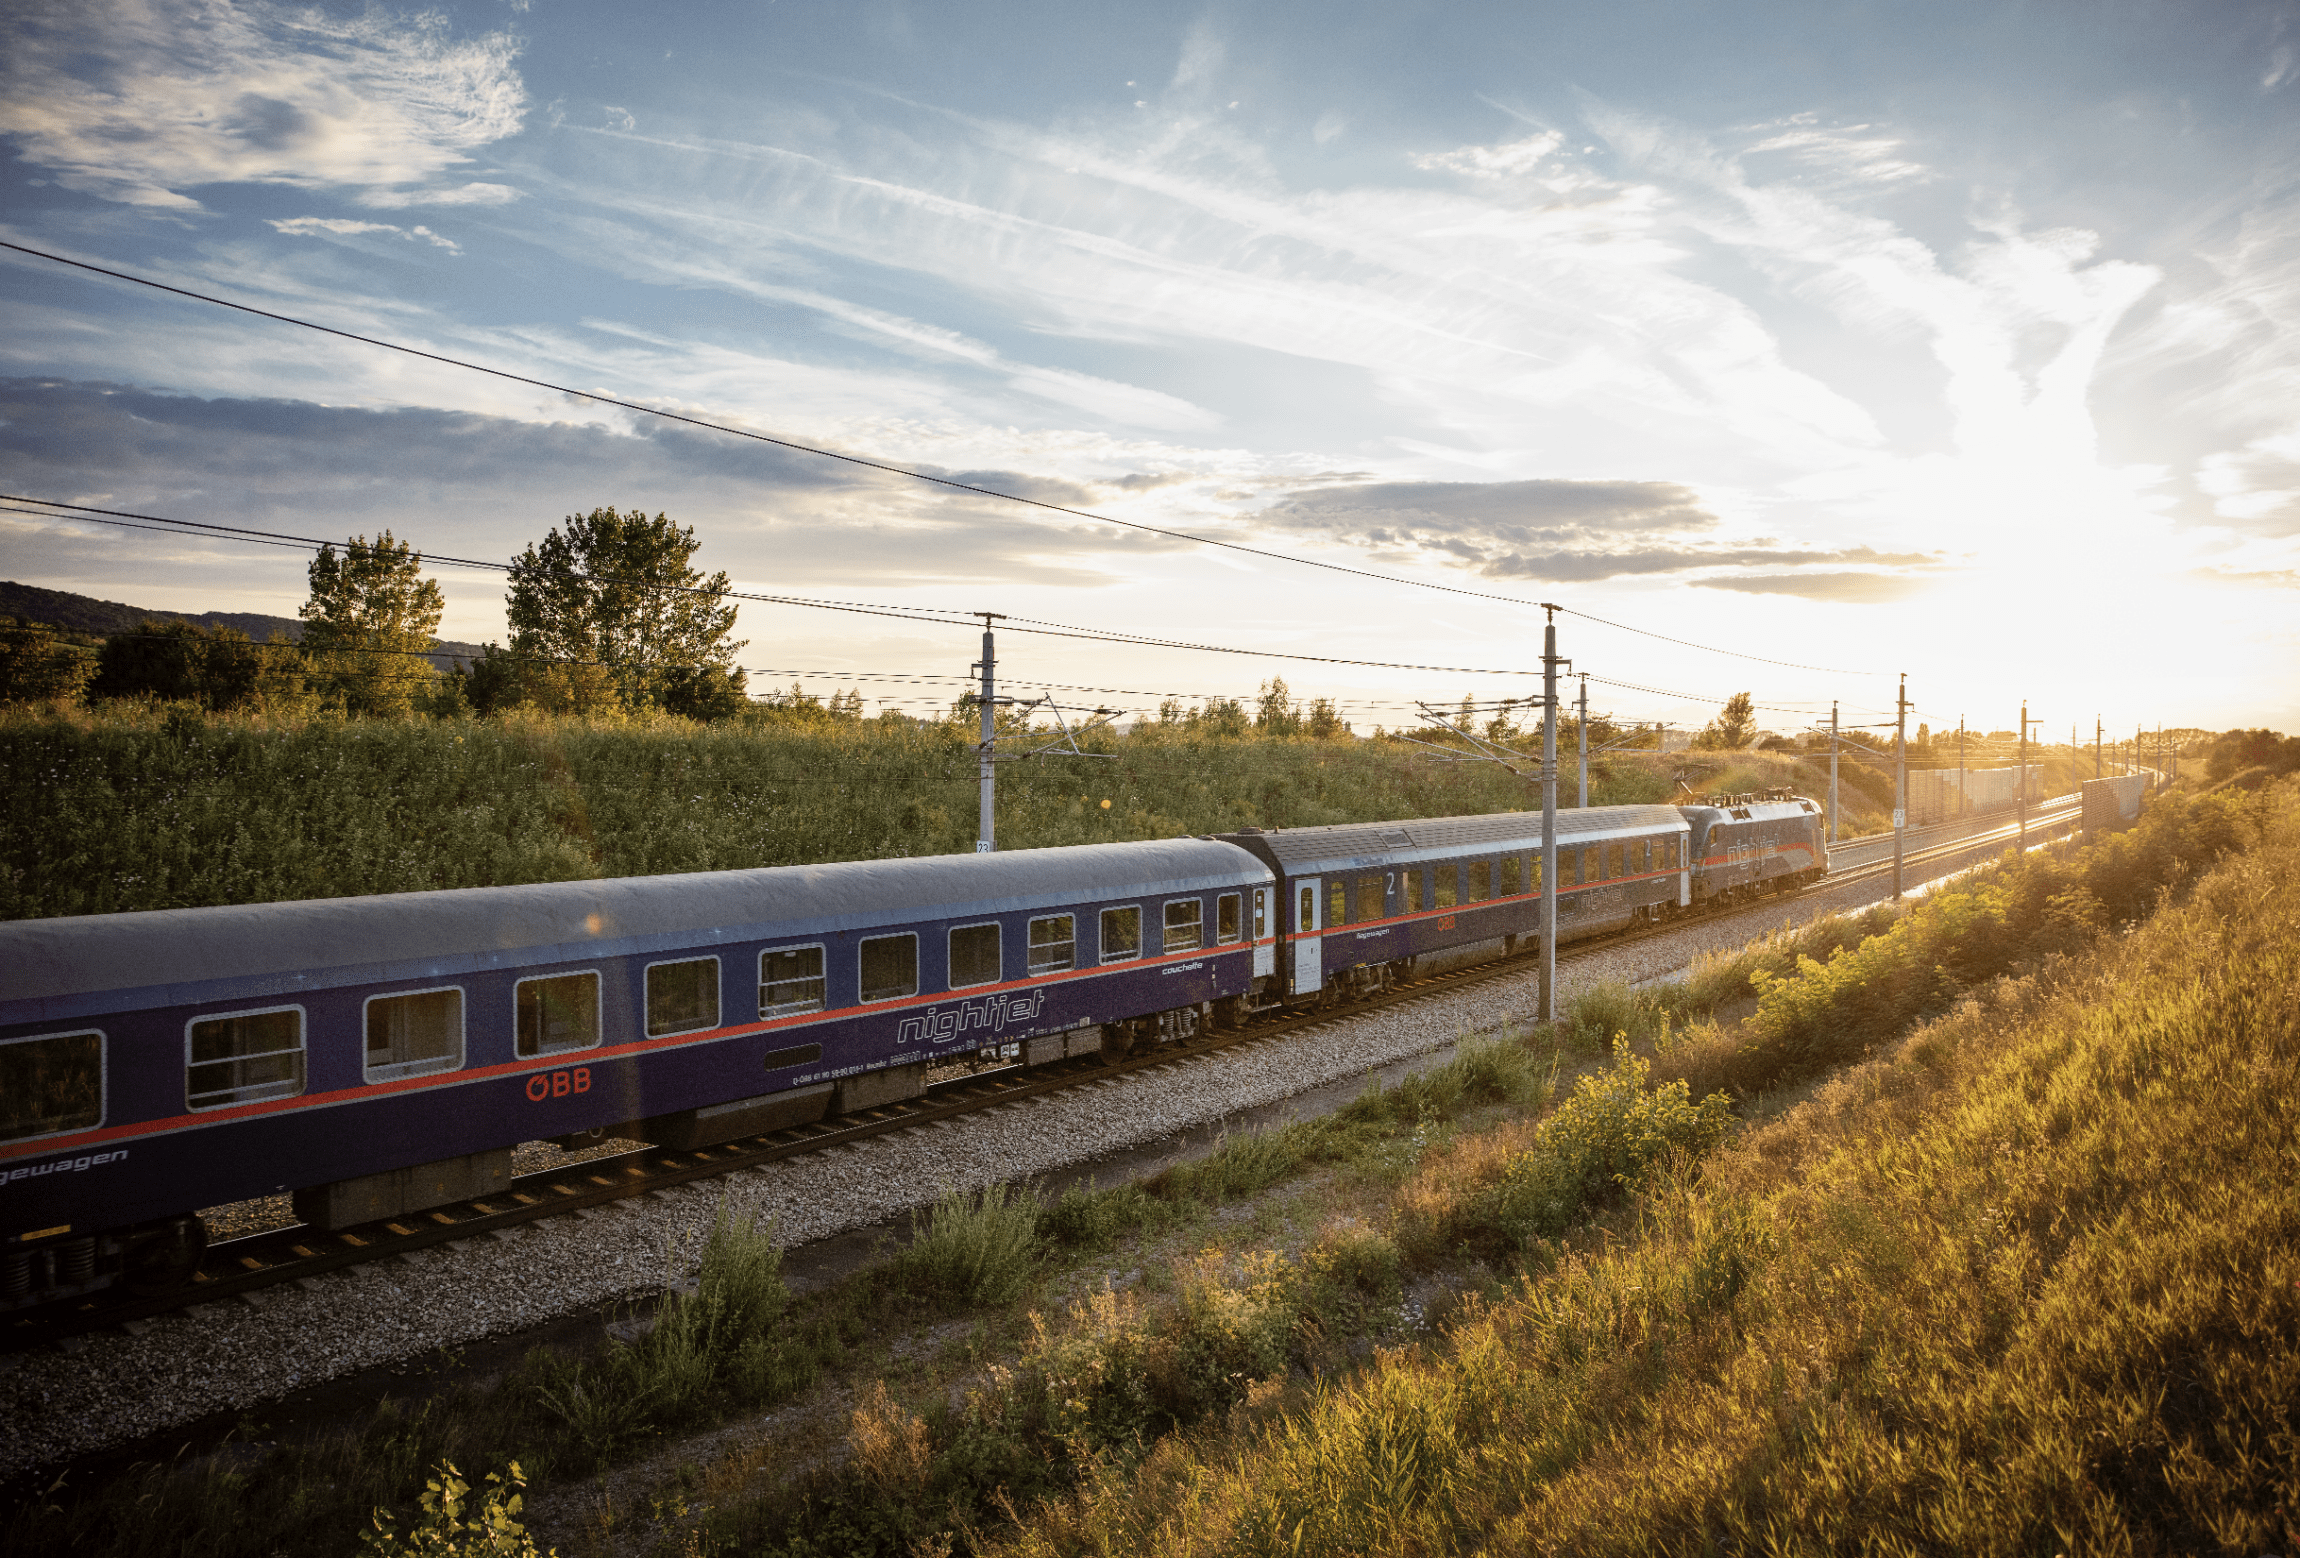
[525,1067,592,1102]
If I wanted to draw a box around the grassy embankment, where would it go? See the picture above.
[8,780,2265,1556]
[980,785,2295,1556]
[0,703,1888,921]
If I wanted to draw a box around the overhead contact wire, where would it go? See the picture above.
[4,239,1879,677]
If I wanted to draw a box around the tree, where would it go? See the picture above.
[1255,677,1302,736]
[0,619,95,706]
[1691,691,1758,751]
[2206,728,2300,783]
[301,532,444,716]
[504,507,747,717]
[90,620,305,712]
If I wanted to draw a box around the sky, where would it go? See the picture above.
[1,0,2295,742]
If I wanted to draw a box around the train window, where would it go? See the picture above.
[1501,855,1519,896]
[1585,847,1603,884]
[1468,860,1491,901]
[364,988,464,1082]
[1166,899,1205,953]
[949,924,1001,988]
[1433,864,1457,909]
[1328,881,1348,926]
[1101,906,1142,962]
[646,958,720,1037]
[1252,890,1267,940]
[1358,876,1382,922]
[860,935,919,1002]
[1,1030,102,1143]
[1405,870,1423,914]
[1216,894,1241,945]
[1029,915,1076,973]
[516,973,600,1057]
[1528,853,1541,891]
[760,947,826,1017]
[1607,843,1625,880]
[1298,885,1316,932]
[187,1006,305,1110]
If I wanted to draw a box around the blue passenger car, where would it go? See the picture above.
[1214,805,1692,1002]
[0,839,1273,1308]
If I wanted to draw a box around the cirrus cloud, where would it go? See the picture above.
[0,0,526,210]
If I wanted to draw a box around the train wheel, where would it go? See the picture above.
[124,1216,207,1298]
[1101,1022,1138,1064]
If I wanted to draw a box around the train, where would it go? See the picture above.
[0,789,1825,1311]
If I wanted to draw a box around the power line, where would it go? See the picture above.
[4,238,1880,677]
[2,492,1587,681]
[1557,606,1872,676]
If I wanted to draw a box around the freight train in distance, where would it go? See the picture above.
[0,790,1824,1311]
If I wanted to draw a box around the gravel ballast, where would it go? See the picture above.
[0,846,1970,1479]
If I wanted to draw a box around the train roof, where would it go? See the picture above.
[0,838,1270,1018]
[1678,797,1821,827]
[1214,804,1687,875]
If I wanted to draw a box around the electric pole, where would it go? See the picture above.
[2018,703,2042,849]
[2095,717,2102,781]
[1893,674,1908,899]
[1957,716,1966,820]
[1575,673,1590,808]
[1538,606,1563,1024]
[973,612,1005,852]
[1828,700,1840,844]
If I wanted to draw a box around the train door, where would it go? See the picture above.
[1291,878,1321,995]
[1251,888,1274,979]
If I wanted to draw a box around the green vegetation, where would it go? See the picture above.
[980,782,2296,1555]
[0,703,1683,919]
[357,1462,548,1556]
[495,506,748,720]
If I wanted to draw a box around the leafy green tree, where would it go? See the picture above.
[1691,691,1758,751]
[1255,677,1302,736]
[0,619,95,706]
[301,532,444,716]
[504,507,747,717]
[89,620,305,711]
[2206,727,2299,782]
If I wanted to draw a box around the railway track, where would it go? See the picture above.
[3,802,2081,1355]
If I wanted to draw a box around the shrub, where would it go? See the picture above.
[534,1203,797,1465]
[358,1461,550,1556]
[1408,1040,1733,1263]
[1037,1182,1166,1252]
[893,1182,1044,1308]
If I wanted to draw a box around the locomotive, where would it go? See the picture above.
[0,790,1825,1311]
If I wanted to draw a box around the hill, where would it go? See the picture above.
[0,579,491,671]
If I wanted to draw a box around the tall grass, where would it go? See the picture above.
[979,783,2300,1556]
[892,1183,1044,1309]
[533,1203,800,1469]
[1,705,1671,919]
